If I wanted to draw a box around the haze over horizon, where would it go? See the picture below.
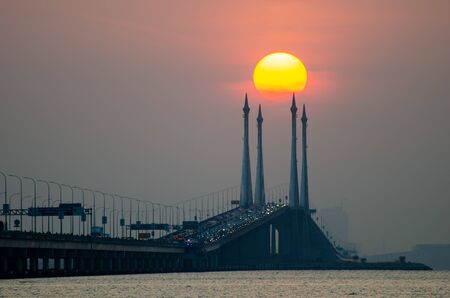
[1,1,449,255]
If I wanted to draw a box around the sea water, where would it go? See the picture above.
[0,270,449,297]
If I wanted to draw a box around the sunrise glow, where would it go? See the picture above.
[253,52,307,100]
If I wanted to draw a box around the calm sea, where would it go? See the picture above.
[1,270,449,297]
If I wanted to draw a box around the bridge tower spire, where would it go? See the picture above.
[254,104,265,206]
[300,104,310,211]
[240,94,253,208]
[289,94,300,208]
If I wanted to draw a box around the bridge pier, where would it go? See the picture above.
[97,255,104,274]
[77,255,84,274]
[111,253,118,273]
[0,251,7,276]
[87,255,94,274]
[42,257,49,274]
[122,255,129,273]
[30,255,38,275]
[117,253,123,273]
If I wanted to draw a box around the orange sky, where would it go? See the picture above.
[2,1,448,103]
[1,1,450,254]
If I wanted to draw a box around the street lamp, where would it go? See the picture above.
[84,189,96,235]
[61,184,74,234]
[125,197,140,239]
[49,181,63,234]
[107,194,117,238]
[96,191,106,237]
[0,170,7,230]
[152,202,155,228]
[73,187,87,236]
[8,174,22,232]
[7,192,19,230]
[119,196,125,238]
[23,176,37,233]
[48,198,60,233]
[84,189,103,235]
[129,198,133,238]
[37,179,51,233]
[109,208,117,237]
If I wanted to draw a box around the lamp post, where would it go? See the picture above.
[175,205,180,227]
[129,198,132,238]
[194,198,198,221]
[152,202,155,229]
[0,171,7,230]
[109,194,116,238]
[49,181,63,234]
[97,191,106,237]
[159,204,163,238]
[8,192,19,230]
[85,189,97,235]
[109,208,117,237]
[48,198,60,233]
[120,196,124,238]
[73,187,86,235]
[23,177,37,233]
[8,174,22,231]
[126,197,140,239]
[37,179,51,233]
[137,199,140,239]
[61,184,74,234]
[103,193,116,238]
[92,190,105,234]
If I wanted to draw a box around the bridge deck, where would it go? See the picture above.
[0,231,184,253]
[162,203,285,247]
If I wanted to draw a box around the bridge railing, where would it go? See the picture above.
[309,203,357,258]
[1,168,290,242]
[169,183,289,225]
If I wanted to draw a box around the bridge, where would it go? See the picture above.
[0,202,361,278]
[0,95,430,278]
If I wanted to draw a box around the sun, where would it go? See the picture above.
[253,52,307,100]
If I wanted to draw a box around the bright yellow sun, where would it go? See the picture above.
[253,52,307,100]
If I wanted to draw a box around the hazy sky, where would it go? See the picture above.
[1,1,449,254]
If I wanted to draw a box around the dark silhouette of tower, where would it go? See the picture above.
[300,104,310,211]
[254,105,265,206]
[239,94,253,207]
[289,94,300,208]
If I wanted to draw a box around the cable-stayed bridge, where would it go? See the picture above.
[0,95,430,278]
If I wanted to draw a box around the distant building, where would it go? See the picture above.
[367,244,450,270]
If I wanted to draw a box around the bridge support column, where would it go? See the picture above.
[98,256,104,273]
[15,256,25,276]
[0,253,7,275]
[123,254,129,272]
[54,249,66,273]
[142,257,147,272]
[107,257,113,272]
[78,256,85,274]
[117,257,123,273]
[30,257,38,275]
[64,257,72,273]
[76,256,82,274]
[88,256,95,274]
[133,255,138,272]
[135,254,140,272]
[162,256,167,272]
[43,257,49,274]
[54,257,61,272]
[111,255,117,273]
